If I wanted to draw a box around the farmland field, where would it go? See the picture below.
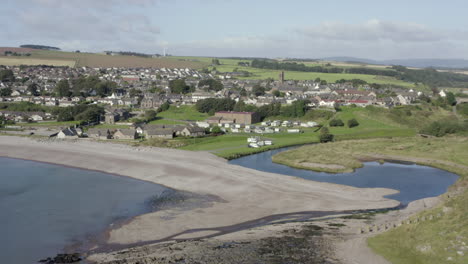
[0,57,76,67]
[173,56,415,87]
[0,50,208,68]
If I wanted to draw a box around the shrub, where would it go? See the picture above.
[420,120,468,137]
[347,118,360,128]
[319,127,334,143]
[329,119,344,127]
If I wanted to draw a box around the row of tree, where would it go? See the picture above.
[251,59,398,77]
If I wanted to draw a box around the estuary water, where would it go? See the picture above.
[229,147,459,205]
[0,157,170,264]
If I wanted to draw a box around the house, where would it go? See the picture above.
[179,126,205,137]
[141,95,165,109]
[319,100,336,108]
[105,112,120,124]
[145,128,175,139]
[195,121,210,128]
[347,100,371,107]
[113,129,137,140]
[57,127,79,139]
[213,111,261,124]
[87,128,112,140]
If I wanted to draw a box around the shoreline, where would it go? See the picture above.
[1,135,464,263]
[0,136,399,244]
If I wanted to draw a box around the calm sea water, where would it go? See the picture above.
[0,157,169,264]
[229,147,459,205]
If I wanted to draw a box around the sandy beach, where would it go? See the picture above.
[0,136,400,255]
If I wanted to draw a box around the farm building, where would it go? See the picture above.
[213,111,260,125]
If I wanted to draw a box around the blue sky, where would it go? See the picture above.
[2,0,468,59]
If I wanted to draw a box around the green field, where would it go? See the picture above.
[147,118,187,125]
[19,121,80,127]
[176,106,434,158]
[89,124,131,129]
[170,56,415,87]
[179,132,319,159]
[157,105,210,121]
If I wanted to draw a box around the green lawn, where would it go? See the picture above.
[179,132,320,159]
[90,124,130,129]
[148,118,187,125]
[20,121,80,127]
[157,105,209,121]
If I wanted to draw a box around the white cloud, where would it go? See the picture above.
[298,19,468,43]
[7,0,162,52]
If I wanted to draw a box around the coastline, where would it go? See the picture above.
[0,135,399,245]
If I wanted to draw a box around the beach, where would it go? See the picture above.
[0,136,400,243]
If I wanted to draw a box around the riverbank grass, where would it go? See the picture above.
[272,136,468,173]
[272,136,467,264]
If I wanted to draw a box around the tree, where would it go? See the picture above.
[252,84,265,96]
[347,118,359,128]
[195,98,236,113]
[446,92,456,106]
[319,127,334,143]
[27,83,40,96]
[55,80,71,97]
[169,79,192,94]
[211,125,223,134]
[144,110,157,122]
[0,87,12,96]
[129,88,142,97]
[329,119,344,127]
[198,79,224,92]
[0,69,15,82]
[212,58,220,65]
[158,101,170,112]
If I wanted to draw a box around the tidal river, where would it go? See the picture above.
[229,147,459,205]
[0,157,170,264]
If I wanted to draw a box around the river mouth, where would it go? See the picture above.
[0,157,182,264]
[228,147,459,205]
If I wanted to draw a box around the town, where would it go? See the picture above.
[1,63,452,147]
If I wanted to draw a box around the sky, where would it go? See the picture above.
[2,0,468,60]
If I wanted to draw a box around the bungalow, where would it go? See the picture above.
[57,127,79,139]
[319,100,336,108]
[113,129,137,140]
[179,126,205,137]
[195,121,210,128]
[145,128,175,139]
[87,128,112,140]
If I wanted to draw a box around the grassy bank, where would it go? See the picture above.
[272,137,468,173]
[272,136,467,264]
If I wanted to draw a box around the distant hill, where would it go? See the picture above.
[321,57,468,69]
[20,45,61,51]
